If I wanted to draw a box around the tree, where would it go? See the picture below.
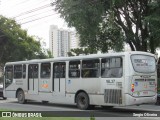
[0,15,51,66]
[55,0,118,53]
[145,0,160,53]
[68,48,97,56]
[55,0,160,53]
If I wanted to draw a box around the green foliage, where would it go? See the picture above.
[0,15,51,66]
[145,0,160,53]
[90,115,95,120]
[55,0,160,53]
[97,21,124,52]
[68,48,96,56]
[56,0,112,52]
[0,117,87,120]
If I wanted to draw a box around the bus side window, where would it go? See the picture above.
[82,59,100,78]
[41,63,51,78]
[28,64,38,78]
[23,65,26,78]
[69,61,80,78]
[5,66,13,88]
[28,65,33,78]
[101,57,123,78]
[33,65,38,78]
[53,62,66,78]
[14,65,22,79]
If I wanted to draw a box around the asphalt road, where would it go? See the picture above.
[0,98,160,120]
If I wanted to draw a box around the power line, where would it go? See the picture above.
[20,13,58,25]
[11,0,49,12]
[15,0,47,7]
[12,0,31,6]
[16,9,54,21]
[1,1,58,25]
[13,3,52,18]
[0,0,46,11]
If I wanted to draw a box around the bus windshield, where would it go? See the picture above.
[131,55,156,73]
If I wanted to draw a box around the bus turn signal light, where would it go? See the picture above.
[131,88,134,92]
[131,84,134,92]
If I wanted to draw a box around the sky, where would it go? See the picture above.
[0,0,160,57]
[0,0,69,48]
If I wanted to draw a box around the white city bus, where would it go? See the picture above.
[3,51,157,110]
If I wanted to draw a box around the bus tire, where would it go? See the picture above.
[3,97,7,100]
[17,90,26,104]
[76,92,90,110]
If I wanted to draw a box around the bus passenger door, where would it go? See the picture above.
[28,64,39,94]
[52,62,66,97]
[39,63,51,92]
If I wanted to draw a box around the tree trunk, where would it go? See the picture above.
[150,37,155,54]
[128,41,135,51]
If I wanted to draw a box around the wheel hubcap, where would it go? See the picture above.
[18,93,23,101]
[79,96,86,105]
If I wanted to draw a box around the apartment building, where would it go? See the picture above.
[49,25,79,57]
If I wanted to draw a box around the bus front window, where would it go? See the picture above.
[5,66,13,88]
[131,55,156,73]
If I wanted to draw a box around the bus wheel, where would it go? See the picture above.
[3,97,7,100]
[17,90,26,104]
[76,92,90,110]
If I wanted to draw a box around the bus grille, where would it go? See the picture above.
[104,89,122,104]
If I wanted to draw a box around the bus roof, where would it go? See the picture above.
[5,51,155,65]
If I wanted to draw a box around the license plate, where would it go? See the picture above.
[143,91,148,94]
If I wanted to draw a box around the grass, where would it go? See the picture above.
[0,118,88,120]
[0,109,12,111]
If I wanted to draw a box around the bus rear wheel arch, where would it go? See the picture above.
[75,91,94,110]
[16,89,26,104]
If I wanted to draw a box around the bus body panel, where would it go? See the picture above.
[4,90,16,98]
[124,53,157,105]
[25,92,75,104]
[66,78,101,94]
[125,94,157,106]
[39,78,52,92]
[131,75,156,97]
[101,78,124,105]
[3,51,157,108]
[52,78,66,97]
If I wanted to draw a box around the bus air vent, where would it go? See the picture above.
[104,89,122,104]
